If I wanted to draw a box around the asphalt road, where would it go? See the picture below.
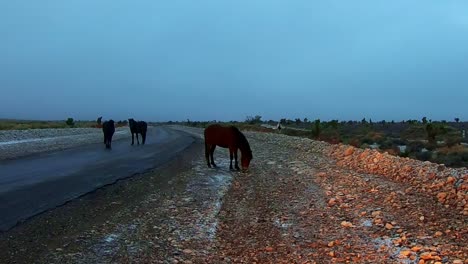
[0,126,195,231]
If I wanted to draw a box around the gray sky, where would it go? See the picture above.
[1,1,467,122]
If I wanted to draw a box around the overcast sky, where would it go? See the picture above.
[1,1,467,122]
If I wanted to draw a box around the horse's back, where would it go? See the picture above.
[204,124,237,147]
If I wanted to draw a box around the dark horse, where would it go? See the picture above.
[102,120,115,149]
[128,118,148,145]
[204,124,253,172]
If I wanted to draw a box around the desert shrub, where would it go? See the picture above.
[311,119,321,139]
[65,118,75,127]
[378,139,395,150]
[414,151,432,161]
[407,141,426,152]
[444,132,462,148]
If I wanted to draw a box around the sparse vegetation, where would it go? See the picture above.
[167,116,467,168]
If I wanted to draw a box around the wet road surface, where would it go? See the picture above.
[0,126,195,231]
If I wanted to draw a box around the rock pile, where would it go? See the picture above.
[328,144,468,216]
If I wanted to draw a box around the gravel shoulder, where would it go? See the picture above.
[0,126,466,263]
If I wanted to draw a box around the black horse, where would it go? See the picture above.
[128,118,148,145]
[102,120,115,149]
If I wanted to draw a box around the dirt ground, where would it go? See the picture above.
[0,127,466,264]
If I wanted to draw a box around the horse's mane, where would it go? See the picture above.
[231,126,252,154]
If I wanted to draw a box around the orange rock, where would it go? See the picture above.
[434,231,443,237]
[400,250,411,257]
[385,223,393,229]
[344,147,354,156]
[265,246,274,252]
[420,252,433,260]
[340,221,353,228]
[411,246,422,252]
[447,176,456,184]
[437,192,447,201]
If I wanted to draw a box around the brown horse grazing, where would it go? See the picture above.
[204,124,253,172]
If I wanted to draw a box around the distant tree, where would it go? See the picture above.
[246,115,262,124]
[369,119,373,125]
[280,118,287,125]
[66,118,75,127]
[425,124,436,145]
[303,118,309,123]
[422,117,427,124]
[329,120,339,129]
[455,117,460,123]
[361,118,367,124]
[311,119,321,139]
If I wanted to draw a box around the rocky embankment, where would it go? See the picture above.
[327,144,468,216]
[0,127,131,160]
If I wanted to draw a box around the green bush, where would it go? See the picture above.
[66,118,75,127]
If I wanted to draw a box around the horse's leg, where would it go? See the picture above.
[109,134,113,149]
[234,149,240,171]
[136,133,140,145]
[210,145,216,167]
[229,148,234,170]
[131,132,134,145]
[142,132,146,145]
[205,143,211,168]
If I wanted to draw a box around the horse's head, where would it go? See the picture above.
[241,150,253,172]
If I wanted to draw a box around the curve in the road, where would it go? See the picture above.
[0,127,195,231]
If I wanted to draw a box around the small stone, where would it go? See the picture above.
[265,246,274,252]
[419,216,425,221]
[371,211,382,217]
[420,252,433,260]
[183,249,193,254]
[344,147,354,156]
[329,251,335,257]
[437,192,447,201]
[453,260,463,264]
[328,241,334,247]
[411,246,422,252]
[340,221,353,228]
[385,223,393,229]
[400,250,411,257]
[434,231,443,237]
